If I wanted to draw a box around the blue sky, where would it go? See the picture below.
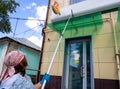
[0,0,48,47]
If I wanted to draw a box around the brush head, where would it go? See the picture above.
[51,1,61,15]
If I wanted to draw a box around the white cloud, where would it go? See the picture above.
[25,5,47,31]
[25,5,47,47]
[25,17,40,31]
[27,36,43,47]
[23,2,37,10]
[26,6,31,9]
[36,5,47,20]
[32,2,37,7]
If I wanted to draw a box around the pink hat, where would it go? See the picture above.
[0,50,25,82]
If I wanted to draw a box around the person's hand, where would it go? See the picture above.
[40,73,50,85]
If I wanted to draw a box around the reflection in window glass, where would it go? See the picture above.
[67,40,91,89]
[68,42,83,89]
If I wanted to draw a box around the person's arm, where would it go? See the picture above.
[34,83,42,89]
[34,73,50,89]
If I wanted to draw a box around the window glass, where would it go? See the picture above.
[68,42,83,89]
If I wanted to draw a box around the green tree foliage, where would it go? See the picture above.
[0,0,19,33]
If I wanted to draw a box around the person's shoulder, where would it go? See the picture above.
[10,74,35,89]
[24,74,33,82]
[12,74,26,85]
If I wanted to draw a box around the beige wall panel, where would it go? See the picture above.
[49,40,60,52]
[50,62,59,75]
[47,12,52,24]
[93,33,114,48]
[94,63,100,78]
[40,63,49,74]
[111,11,118,23]
[59,39,65,51]
[43,40,60,52]
[102,13,111,19]
[98,47,116,63]
[59,51,64,63]
[93,48,99,63]
[42,51,62,63]
[59,0,65,7]
[44,31,60,41]
[43,42,51,52]
[64,0,70,6]
[42,52,50,62]
[57,62,63,76]
[48,51,60,63]
[99,63,118,79]
[97,21,113,35]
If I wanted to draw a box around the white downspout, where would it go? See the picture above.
[111,13,120,88]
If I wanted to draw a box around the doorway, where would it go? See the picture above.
[62,36,94,89]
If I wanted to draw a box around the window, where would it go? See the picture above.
[70,0,85,4]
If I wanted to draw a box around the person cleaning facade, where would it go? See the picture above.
[40,0,120,89]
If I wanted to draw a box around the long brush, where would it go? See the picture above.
[41,10,73,89]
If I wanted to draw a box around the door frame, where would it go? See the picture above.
[61,36,94,89]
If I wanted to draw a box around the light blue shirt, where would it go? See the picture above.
[0,74,35,89]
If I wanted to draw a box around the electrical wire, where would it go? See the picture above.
[9,16,45,21]
[14,24,42,36]
[8,16,45,37]
[13,18,18,37]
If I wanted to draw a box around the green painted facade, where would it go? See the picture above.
[48,12,102,36]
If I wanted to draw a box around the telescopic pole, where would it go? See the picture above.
[41,13,72,89]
